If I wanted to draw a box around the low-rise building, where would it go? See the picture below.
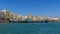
[13,14,16,18]
[33,17,36,21]
[1,9,10,22]
[36,16,41,21]
[2,9,10,18]
[28,14,33,21]
[0,12,5,22]
[12,14,18,21]
[18,15,22,21]
[10,13,13,19]
[22,16,28,21]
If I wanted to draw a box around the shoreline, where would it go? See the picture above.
[0,21,60,23]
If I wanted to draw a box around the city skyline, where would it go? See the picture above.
[0,9,60,22]
[0,0,60,17]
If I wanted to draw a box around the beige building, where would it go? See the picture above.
[0,12,5,18]
[10,13,13,19]
[33,17,36,21]
[1,9,11,22]
[2,9,10,19]
[18,15,22,19]
[13,14,17,19]
[28,14,33,21]
[17,15,22,21]
[36,16,41,21]
[0,12,5,22]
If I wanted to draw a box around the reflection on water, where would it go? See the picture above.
[0,23,60,34]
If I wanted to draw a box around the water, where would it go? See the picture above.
[0,22,60,34]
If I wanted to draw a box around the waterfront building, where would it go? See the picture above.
[1,9,10,22]
[47,17,59,22]
[53,18,59,22]
[0,12,5,18]
[40,17,48,22]
[13,14,17,18]
[0,12,5,22]
[24,16,28,19]
[22,16,28,21]
[28,14,33,21]
[13,14,18,21]
[2,9,10,18]
[10,13,13,19]
[18,15,22,21]
[14,14,18,19]
[57,18,60,22]
[36,16,41,21]
[47,17,52,21]
[33,17,36,21]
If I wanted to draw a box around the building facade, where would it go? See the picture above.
[10,13,13,19]
[28,14,33,21]
[0,12,5,22]
[2,9,10,22]
[18,15,22,21]
[36,16,41,21]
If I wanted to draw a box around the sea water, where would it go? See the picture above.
[0,22,60,34]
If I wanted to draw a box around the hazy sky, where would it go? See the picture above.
[0,0,60,17]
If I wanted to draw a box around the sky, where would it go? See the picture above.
[0,0,60,17]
